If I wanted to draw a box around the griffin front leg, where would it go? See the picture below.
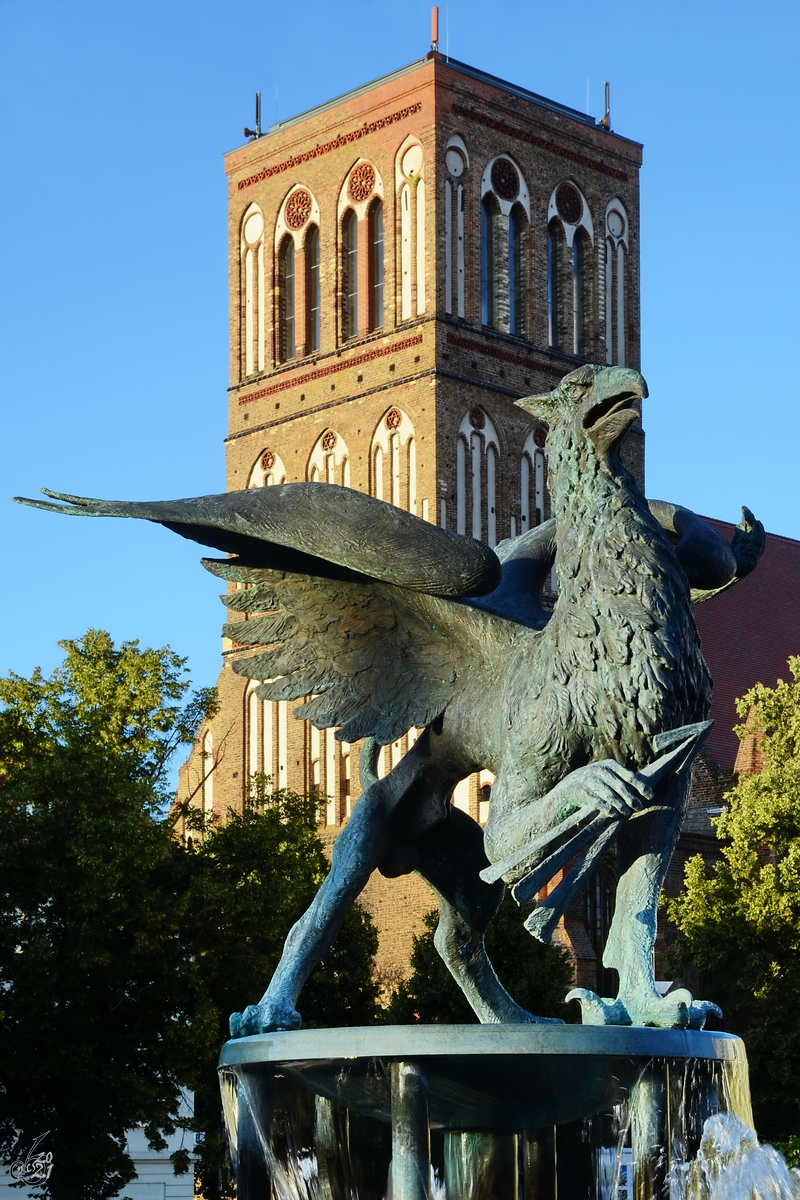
[600,773,721,1030]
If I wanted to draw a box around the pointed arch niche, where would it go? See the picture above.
[455,408,500,546]
[240,204,265,379]
[444,134,469,318]
[248,448,288,489]
[395,136,426,321]
[308,429,350,487]
[604,199,629,366]
[370,408,417,513]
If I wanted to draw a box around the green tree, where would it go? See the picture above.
[668,656,800,1142]
[0,631,215,1200]
[0,632,380,1200]
[385,893,575,1024]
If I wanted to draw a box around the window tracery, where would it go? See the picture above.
[520,428,546,533]
[248,448,287,488]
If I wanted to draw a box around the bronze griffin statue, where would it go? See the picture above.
[16,365,764,1033]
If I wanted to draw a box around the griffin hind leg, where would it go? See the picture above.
[417,807,563,1025]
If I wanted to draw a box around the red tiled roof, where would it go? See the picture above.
[694,519,800,770]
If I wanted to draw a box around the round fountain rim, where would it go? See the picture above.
[219,1023,745,1069]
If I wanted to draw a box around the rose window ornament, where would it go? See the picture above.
[555,183,583,226]
[321,430,337,451]
[348,163,376,203]
[385,409,402,430]
[285,190,312,230]
[534,428,547,448]
[469,409,486,430]
[261,451,276,471]
[491,158,519,202]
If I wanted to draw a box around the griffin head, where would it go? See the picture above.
[515,364,648,459]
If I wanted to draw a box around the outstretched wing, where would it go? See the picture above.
[14,483,500,597]
[15,482,545,745]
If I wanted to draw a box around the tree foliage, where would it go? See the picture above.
[385,893,575,1024]
[0,632,379,1200]
[668,657,800,1141]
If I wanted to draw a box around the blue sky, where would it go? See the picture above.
[2,0,798,696]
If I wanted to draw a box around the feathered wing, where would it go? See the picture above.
[207,558,485,745]
[15,482,542,746]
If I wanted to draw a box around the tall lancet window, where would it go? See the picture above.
[520,428,547,533]
[547,181,594,357]
[202,730,214,815]
[306,224,321,352]
[444,136,468,318]
[278,235,295,361]
[396,138,425,320]
[455,408,500,546]
[342,209,358,338]
[604,200,629,366]
[241,205,265,378]
[369,199,384,330]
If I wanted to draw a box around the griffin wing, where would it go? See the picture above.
[14,483,549,745]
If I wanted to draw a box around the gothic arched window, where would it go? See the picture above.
[342,209,358,338]
[306,224,321,353]
[480,157,531,336]
[605,200,629,366]
[369,199,384,330]
[278,235,295,361]
[547,181,594,357]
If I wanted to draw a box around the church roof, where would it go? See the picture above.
[695,519,800,771]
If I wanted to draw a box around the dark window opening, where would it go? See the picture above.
[369,199,384,330]
[306,225,320,353]
[279,236,295,361]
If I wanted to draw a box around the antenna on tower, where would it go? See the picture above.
[244,92,262,140]
[431,6,439,51]
[599,81,611,130]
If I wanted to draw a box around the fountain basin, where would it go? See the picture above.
[220,1024,752,1200]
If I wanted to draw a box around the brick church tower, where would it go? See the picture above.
[177,51,644,990]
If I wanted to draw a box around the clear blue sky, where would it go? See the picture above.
[2,0,798,695]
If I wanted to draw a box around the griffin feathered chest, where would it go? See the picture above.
[514,469,712,785]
